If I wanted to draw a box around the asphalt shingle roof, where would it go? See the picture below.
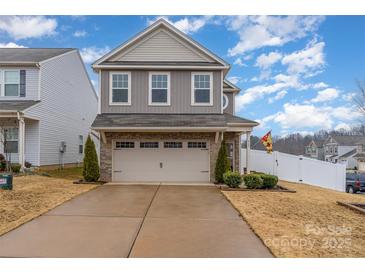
[0,100,40,111]
[339,148,357,158]
[92,113,258,128]
[0,48,74,63]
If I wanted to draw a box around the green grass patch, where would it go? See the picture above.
[38,167,83,180]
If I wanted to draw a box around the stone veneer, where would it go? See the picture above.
[100,131,241,182]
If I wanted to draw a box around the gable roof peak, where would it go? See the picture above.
[92,18,230,70]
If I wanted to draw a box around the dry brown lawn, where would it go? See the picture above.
[223,181,365,258]
[0,175,97,236]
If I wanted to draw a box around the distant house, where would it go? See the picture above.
[0,48,97,169]
[353,140,365,171]
[305,135,365,169]
[304,140,324,160]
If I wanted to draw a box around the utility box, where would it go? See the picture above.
[0,174,13,190]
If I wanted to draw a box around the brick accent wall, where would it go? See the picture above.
[99,131,241,182]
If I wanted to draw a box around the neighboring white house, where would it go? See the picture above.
[305,135,365,169]
[0,48,98,169]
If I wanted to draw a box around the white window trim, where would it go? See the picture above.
[109,71,131,106]
[148,72,171,106]
[1,69,20,98]
[191,72,213,106]
[222,93,229,110]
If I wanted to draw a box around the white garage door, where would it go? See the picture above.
[112,140,210,182]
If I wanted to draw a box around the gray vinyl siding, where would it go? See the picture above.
[101,70,222,114]
[25,51,97,166]
[0,67,39,100]
[110,29,212,62]
[223,92,234,115]
[24,119,40,166]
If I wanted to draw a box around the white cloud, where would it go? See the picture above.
[226,16,324,56]
[342,92,356,102]
[334,123,351,131]
[268,90,287,103]
[0,16,57,39]
[73,30,87,37]
[233,58,247,67]
[147,16,212,34]
[227,76,242,85]
[281,40,325,76]
[80,46,110,63]
[310,88,339,103]
[262,103,361,130]
[255,51,282,69]
[0,42,26,48]
[236,74,303,111]
[312,82,328,89]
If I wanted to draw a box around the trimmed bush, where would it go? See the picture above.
[11,164,21,173]
[243,174,263,189]
[261,174,278,189]
[82,135,100,182]
[223,171,242,188]
[214,140,230,183]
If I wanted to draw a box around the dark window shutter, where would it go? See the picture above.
[20,70,26,97]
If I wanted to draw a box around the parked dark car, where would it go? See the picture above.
[346,173,365,193]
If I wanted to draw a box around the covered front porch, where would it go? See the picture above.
[0,112,39,169]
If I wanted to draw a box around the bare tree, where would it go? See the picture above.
[353,80,365,117]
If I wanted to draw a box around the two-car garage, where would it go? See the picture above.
[112,140,210,183]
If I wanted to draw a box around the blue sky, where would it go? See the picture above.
[0,15,364,136]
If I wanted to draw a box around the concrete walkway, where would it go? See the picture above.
[0,185,272,258]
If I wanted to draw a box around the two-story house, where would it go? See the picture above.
[0,48,97,169]
[322,135,365,168]
[304,140,324,160]
[91,19,258,183]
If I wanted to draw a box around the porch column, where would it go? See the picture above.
[18,117,25,170]
[246,131,251,174]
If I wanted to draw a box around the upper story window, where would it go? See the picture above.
[222,94,229,110]
[1,70,20,97]
[191,72,213,106]
[149,72,170,105]
[109,72,131,105]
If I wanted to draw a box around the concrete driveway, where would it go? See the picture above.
[0,184,272,258]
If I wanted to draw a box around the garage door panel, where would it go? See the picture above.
[112,141,210,182]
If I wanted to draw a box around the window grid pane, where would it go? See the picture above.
[5,71,20,83]
[115,141,135,148]
[151,74,168,103]
[188,142,207,148]
[164,142,183,148]
[140,142,159,148]
[112,88,128,103]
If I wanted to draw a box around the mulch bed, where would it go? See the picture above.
[217,184,296,193]
[73,179,106,185]
[337,201,365,215]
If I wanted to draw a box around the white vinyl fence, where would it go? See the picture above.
[241,149,346,192]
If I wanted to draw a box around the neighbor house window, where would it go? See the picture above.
[191,72,213,105]
[78,135,83,154]
[4,127,18,153]
[110,72,131,105]
[149,72,170,105]
[4,71,20,97]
